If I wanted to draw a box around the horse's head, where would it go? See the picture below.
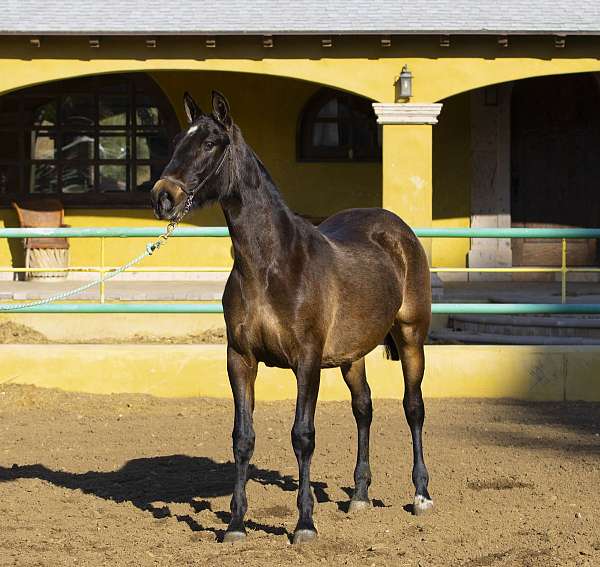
[151,91,233,220]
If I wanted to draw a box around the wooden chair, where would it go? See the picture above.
[11,199,70,280]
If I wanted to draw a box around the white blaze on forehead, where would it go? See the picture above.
[186,125,199,136]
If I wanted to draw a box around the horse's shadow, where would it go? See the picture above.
[0,455,332,540]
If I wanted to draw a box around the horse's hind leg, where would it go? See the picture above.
[223,346,258,542]
[341,357,373,512]
[391,323,433,515]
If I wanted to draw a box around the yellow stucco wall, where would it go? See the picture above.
[1,36,600,270]
[2,343,599,402]
[1,36,600,104]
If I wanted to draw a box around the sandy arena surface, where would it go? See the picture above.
[0,384,599,566]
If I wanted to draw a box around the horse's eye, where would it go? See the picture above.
[204,141,215,150]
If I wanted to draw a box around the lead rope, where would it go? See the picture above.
[0,193,195,311]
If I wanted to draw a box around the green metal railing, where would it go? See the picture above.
[0,226,598,314]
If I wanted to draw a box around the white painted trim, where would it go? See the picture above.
[372,103,443,125]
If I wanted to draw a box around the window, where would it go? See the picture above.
[0,73,178,207]
[298,88,381,162]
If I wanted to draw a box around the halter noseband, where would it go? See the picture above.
[160,144,231,198]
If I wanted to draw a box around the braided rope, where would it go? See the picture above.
[0,247,155,311]
[1,194,194,312]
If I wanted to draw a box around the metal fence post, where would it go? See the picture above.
[561,238,567,304]
[100,237,106,304]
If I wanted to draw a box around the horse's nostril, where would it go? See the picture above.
[159,191,173,214]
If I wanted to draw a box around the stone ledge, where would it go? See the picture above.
[372,103,443,125]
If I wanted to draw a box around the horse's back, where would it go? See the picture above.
[319,207,410,241]
[319,207,431,326]
[318,207,427,277]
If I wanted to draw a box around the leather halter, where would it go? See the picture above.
[160,144,231,197]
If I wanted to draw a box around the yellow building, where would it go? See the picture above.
[1,2,600,277]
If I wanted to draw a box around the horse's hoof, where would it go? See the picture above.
[293,529,318,544]
[413,495,434,516]
[223,530,247,543]
[348,499,371,513]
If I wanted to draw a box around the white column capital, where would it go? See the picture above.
[372,103,443,125]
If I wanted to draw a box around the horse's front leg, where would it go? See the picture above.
[291,351,322,544]
[223,346,258,542]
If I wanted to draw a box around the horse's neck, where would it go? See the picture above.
[221,149,301,276]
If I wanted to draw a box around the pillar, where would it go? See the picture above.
[373,103,443,297]
[468,84,513,280]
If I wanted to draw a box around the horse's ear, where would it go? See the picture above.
[183,92,202,124]
[212,90,232,129]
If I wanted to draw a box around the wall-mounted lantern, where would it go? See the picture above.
[397,65,413,99]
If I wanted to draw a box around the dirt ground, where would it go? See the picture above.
[0,321,227,345]
[0,385,599,566]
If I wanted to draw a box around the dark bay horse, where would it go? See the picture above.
[151,91,433,544]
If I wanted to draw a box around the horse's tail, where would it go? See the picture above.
[383,333,400,361]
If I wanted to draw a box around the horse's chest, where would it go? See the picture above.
[227,301,298,368]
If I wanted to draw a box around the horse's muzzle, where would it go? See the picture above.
[151,178,187,220]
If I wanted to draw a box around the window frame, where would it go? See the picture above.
[0,73,179,208]
[297,87,382,163]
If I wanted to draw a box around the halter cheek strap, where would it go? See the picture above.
[160,144,231,197]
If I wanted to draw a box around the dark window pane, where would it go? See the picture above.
[99,134,128,160]
[136,132,169,160]
[0,97,19,128]
[33,100,57,127]
[300,89,380,162]
[135,165,151,190]
[62,164,94,193]
[312,122,339,147]
[62,132,94,160]
[1,132,20,160]
[316,98,338,119]
[30,163,58,193]
[25,97,57,128]
[31,130,58,160]
[136,95,161,126]
[61,95,95,127]
[99,94,128,127]
[0,96,19,114]
[351,103,381,159]
[135,162,165,192]
[99,164,128,192]
[98,80,129,94]
[0,164,20,194]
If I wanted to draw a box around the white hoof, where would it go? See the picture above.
[223,530,246,543]
[293,529,318,544]
[413,495,434,516]
[348,499,371,513]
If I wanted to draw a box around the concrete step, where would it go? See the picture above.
[430,328,600,345]
[0,279,227,301]
[449,314,600,339]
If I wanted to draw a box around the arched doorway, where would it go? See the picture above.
[511,73,600,268]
